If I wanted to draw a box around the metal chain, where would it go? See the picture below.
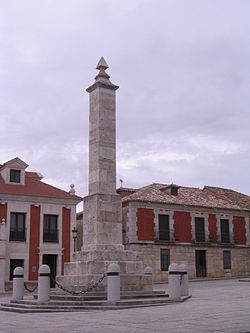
[51,273,106,295]
[24,282,38,293]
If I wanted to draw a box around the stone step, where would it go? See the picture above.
[0,296,191,313]
[39,290,167,301]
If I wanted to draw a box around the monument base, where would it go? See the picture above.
[57,247,152,292]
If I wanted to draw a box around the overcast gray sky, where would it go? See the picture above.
[1,0,250,201]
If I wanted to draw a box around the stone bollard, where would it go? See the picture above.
[107,263,120,302]
[168,263,181,300]
[179,264,189,296]
[38,264,51,303]
[143,266,153,291]
[12,267,24,301]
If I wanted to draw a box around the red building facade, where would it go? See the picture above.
[120,184,250,281]
[0,157,81,290]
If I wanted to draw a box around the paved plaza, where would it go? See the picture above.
[0,278,249,333]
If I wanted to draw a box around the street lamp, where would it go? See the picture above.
[72,226,78,252]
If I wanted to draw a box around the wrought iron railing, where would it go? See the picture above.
[9,229,26,241]
[43,229,59,243]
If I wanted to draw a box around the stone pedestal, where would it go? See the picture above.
[57,247,147,291]
[82,194,123,250]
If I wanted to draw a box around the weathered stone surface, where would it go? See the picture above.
[57,58,149,291]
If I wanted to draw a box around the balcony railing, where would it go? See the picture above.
[9,229,26,242]
[43,230,59,243]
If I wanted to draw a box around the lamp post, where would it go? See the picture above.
[72,226,78,252]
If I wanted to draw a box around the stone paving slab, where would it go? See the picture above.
[0,279,250,333]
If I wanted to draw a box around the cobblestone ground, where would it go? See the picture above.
[0,279,249,333]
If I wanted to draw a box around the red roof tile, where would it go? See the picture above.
[122,183,250,211]
[0,171,82,202]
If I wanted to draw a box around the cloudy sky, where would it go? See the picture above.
[1,0,250,203]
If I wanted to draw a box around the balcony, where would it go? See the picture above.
[43,230,59,243]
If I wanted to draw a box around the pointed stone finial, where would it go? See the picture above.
[86,57,119,92]
[96,57,109,70]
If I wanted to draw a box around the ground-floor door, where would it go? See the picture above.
[9,259,24,281]
[42,254,57,288]
[195,250,207,277]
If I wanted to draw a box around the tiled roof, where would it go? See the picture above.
[122,183,250,211]
[0,171,82,202]
[117,187,138,198]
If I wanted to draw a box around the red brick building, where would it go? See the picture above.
[118,183,250,281]
[0,157,81,290]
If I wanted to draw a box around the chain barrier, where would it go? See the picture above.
[50,273,106,295]
[24,282,38,293]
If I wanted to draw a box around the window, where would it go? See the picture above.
[223,251,231,269]
[9,259,24,280]
[10,169,21,183]
[195,217,205,242]
[159,214,170,241]
[220,219,230,243]
[160,249,170,271]
[9,213,26,241]
[43,214,58,242]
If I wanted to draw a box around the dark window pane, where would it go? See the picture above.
[10,169,21,183]
[159,214,170,241]
[221,219,230,243]
[195,217,205,242]
[160,249,170,271]
[43,214,58,242]
[223,251,231,269]
[9,213,26,241]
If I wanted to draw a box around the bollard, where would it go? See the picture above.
[168,263,181,300]
[107,263,120,302]
[179,264,189,296]
[38,264,51,303]
[12,267,24,301]
[143,266,153,291]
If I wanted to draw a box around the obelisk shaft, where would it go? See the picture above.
[83,57,123,250]
[86,57,119,196]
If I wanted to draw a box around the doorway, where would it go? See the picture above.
[9,259,24,281]
[42,254,57,288]
[195,250,207,277]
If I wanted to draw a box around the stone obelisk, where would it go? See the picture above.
[83,57,123,251]
[58,58,150,291]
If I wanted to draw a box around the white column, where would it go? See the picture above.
[0,222,7,292]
